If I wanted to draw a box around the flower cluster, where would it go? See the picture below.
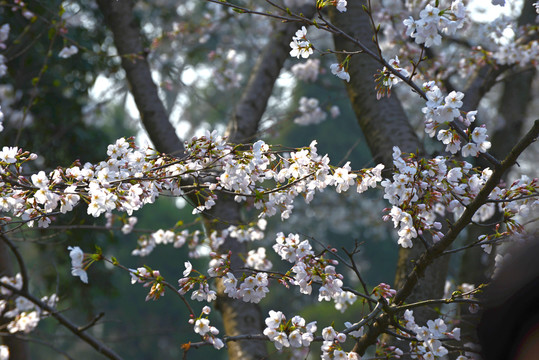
[273,233,357,310]
[291,58,320,82]
[294,97,327,126]
[210,48,244,90]
[263,311,317,350]
[221,271,269,303]
[382,147,475,247]
[492,39,539,67]
[0,24,8,80]
[0,273,58,335]
[130,266,166,301]
[290,26,313,59]
[372,282,396,301]
[132,228,203,257]
[402,310,462,359]
[189,306,224,349]
[384,142,537,249]
[177,261,218,302]
[403,1,466,48]
[421,81,491,158]
[0,132,385,231]
[245,247,273,271]
[320,325,360,360]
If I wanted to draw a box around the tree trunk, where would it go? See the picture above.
[329,0,449,344]
[96,1,317,358]
[96,0,184,156]
[457,0,537,344]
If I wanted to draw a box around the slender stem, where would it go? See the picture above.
[0,234,29,293]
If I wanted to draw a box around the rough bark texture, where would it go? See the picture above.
[96,0,184,156]
[329,4,421,168]
[329,1,449,332]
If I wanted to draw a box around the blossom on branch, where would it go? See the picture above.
[68,246,88,284]
[330,63,350,82]
[290,26,313,59]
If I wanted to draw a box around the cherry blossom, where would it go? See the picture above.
[290,26,313,59]
[58,45,78,59]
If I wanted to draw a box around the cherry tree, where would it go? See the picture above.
[0,0,538,359]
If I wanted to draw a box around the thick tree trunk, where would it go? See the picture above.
[96,1,317,358]
[457,0,537,344]
[96,0,184,156]
[227,5,315,144]
[329,0,449,344]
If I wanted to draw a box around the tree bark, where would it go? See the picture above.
[96,1,319,358]
[329,0,449,342]
[96,0,184,156]
[227,6,315,144]
[457,0,537,344]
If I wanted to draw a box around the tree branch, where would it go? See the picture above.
[96,0,184,156]
[352,119,539,354]
[227,5,316,144]
[0,281,123,360]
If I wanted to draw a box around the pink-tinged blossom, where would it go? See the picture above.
[330,63,350,82]
[461,143,478,157]
[273,332,290,350]
[288,329,303,347]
